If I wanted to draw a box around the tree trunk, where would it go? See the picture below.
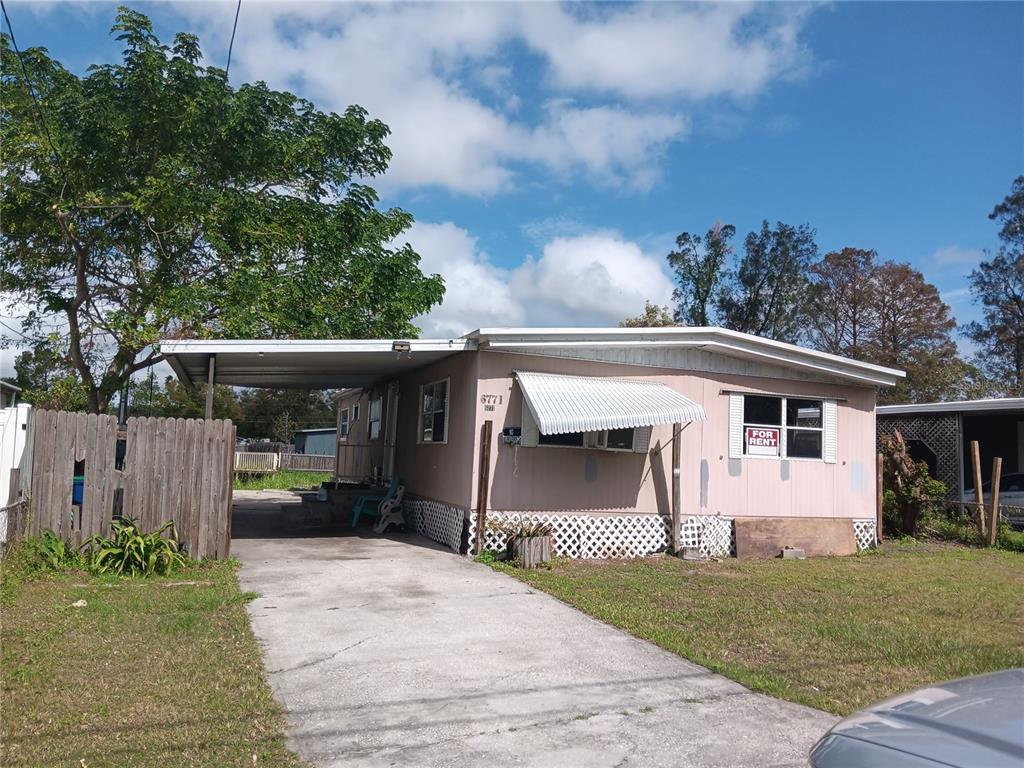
[508,536,552,569]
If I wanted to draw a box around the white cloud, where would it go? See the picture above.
[521,3,813,101]
[932,245,984,266]
[175,2,815,196]
[514,232,675,326]
[400,221,524,337]
[402,222,674,334]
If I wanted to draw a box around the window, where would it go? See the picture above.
[351,403,360,422]
[539,428,635,451]
[339,408,350,440]
[740,394,824,460]
[420,379,449,443]
[369,396,382,441]
[605,428,635,451]
[539,431,585,447]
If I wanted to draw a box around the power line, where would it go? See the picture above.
[0,0,78,206]
[225,0,242,79]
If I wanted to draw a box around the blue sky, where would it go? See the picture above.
[4,1,1023,352]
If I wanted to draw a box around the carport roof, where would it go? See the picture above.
[161,327,906,390]
[877,397,1024,415]
[161,338,475,389]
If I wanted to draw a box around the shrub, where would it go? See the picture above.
[82,518,188,577]
[25,530,86,572]
[880,430,946,536]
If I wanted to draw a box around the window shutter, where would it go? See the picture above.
[728,393,743,459]
[633,425,652,454]
[823,399,838,464]
[521,401,539,447]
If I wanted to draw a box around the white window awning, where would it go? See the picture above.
[516,371,706,435]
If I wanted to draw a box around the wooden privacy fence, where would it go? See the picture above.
[235,451,280,474]
[26,410,235,559]
[281,453,334,473]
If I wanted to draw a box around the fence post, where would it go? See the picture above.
[876,452,884,545]
[970,440,985,537]
[989,457,1002,547]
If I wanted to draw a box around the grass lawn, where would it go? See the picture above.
[234,469,327,492]
[1,557,305,768]
[493,540,1024,715]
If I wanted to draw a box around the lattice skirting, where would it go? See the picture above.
[679,515,735,558]
[476,512,671,559]
[402,499,466,553]
[853,519,877,550]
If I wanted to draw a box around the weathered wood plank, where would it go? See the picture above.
[196,419,215,559]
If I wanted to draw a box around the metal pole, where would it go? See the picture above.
[671,422,682,552]
[205,354,216,420]
[475,420,493,556]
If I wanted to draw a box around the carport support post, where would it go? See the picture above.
[204,355,216,420]
[475,420,493,556]
[671,422,681,552]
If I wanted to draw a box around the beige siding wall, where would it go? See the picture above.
[473,351,878,520]
[334,387,387,480]
[393,352,480,509]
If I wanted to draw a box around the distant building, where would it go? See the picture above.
[876,398,1024,498]
[0,381,21,408]
[293,427,337,456]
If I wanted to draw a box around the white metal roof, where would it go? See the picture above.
[877,398,1024,415]
[160,327,905,390]
[516,370,706,435]
[468,327,905,387]
[160,338,475,388]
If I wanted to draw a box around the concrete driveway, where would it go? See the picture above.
[232,491,836,767]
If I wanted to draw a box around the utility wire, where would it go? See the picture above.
[0,0,78,206]
[225,0,242,79]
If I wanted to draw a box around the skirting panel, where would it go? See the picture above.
[468,512,875,559]
[853,519,877,551]
[402,499,466,553]
[679,515,735,558]
[477,512,671,559]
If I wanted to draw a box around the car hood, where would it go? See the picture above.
[819,669,1024,767]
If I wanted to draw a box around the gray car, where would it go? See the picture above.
[810,668,1024,767]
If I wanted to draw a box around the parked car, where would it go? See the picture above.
[809,668,1024,768]
[963,472,1024,529]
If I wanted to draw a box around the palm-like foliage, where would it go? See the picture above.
[81,518,187,576]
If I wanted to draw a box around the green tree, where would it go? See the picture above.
[867,262,958,404]
[666,222,735,326]
[965,178,1024,395]
[804,248,877,357]
[127,374,242,421]
[716,221,817,342]
[9,341,90,410]
[236,388,335,440]
[271,411,299,446]
[619,301,680,328]
[0,9,444,414]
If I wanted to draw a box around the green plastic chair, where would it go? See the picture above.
[351,476,401,528]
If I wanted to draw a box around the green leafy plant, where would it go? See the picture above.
[24,530,85,572]
[880,430,946,536]
[81,518,188,576]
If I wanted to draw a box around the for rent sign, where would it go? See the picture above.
[745,427,780,456]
